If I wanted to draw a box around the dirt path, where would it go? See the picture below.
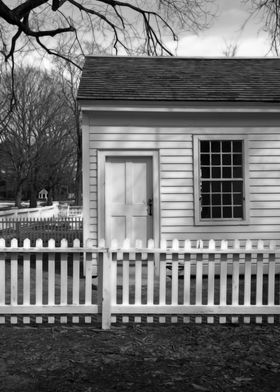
[1,323,280,391]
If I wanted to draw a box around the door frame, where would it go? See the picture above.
[98,150,160,247]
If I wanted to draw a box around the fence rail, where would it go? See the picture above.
[0,204,59,219]
[0,217,83,246]
[1,237,280,328]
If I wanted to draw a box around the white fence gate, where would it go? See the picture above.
[0,238,280,328]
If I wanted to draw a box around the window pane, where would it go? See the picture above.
[233,206,243,218]
[201,141,210,152]
[212,181,221,192]
[212,167,221,178]
[222,182,231,193]
[222,194,231,205]
[212,207,221,218]
[233,154,242,165]
[201,194,210,206]
[233,193,243,205]
[223,207,232,218]
[222,154,231,165]
[211,141,220,152]
[222,141,231,152]
[201,154,210,165]
[222,167,232,178]
[211,154,220,165]
[201,182,210,193]
[212,194,221,206]
[201,207,211,219]
[201,167,210,178]
[233,181,243,192]
[233,141,242,153]
[233,167,242,178]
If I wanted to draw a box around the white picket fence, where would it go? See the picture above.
[1,237,280,328]
[0,238,102,325]
[0,204,59,221]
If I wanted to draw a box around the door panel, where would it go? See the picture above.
[105,156,153,246]
[110,216,126,244]
[131,216,147,245]
[110,162,126,204]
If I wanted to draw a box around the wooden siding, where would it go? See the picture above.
[83,112,280,246]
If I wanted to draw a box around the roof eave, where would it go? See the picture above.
[77,99,280,113]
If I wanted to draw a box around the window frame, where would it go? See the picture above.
[193,134,250,226]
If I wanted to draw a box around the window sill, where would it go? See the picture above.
[195,219,250,226]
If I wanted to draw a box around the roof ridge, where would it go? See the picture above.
[84,55,280,60]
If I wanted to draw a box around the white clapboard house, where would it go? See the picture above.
[77,56,280,249]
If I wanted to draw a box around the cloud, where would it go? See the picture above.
[164,0,273,58]
[166,33,272,57]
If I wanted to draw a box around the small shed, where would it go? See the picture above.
[38,188,48,200]
[77,56,280,248]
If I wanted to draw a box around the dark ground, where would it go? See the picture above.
[1,323,280,392]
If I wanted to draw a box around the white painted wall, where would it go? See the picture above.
[82,110,280,247]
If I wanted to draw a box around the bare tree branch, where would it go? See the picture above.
[243,0,280,54]
[0,0,214,66]
[35,36,82,69]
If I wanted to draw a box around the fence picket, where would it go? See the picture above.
[48,253,55,307]
[35,239,43,323]
[72,252,80,306]
[231,240,240,323]
[146,258,154,323]
[219,240,228,323]
[10,249,18,324]
[207,240,215,323]
[0,239,5,314]
[195,250,203,324]
[11,239,18,308]
[159,244,167,323]
[60,240,68,307]
[122,252,130,306]
[111,249,117,308]
[85,252,92,306]
[135,253,142,306]
[23,239,31,306]
[171,239,179,306]
[255,240,264,324]
[232,256,239,323]
[183,241,191,323]
[121,240,130,323]
[244,239,252,324]
[268,242,276,324]
[171,241,179,323]
[0,253,4,308]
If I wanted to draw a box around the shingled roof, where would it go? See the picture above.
[77,56,280,103]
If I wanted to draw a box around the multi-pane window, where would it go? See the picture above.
[199,139,244,220]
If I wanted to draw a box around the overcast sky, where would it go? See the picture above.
[166,0,272,57]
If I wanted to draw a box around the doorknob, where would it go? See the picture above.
[147,198,153,216]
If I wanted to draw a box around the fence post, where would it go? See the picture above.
[102,250,112,329]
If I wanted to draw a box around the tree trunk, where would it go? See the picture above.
[29,185,37,208]
[15,184,22,208]
[47,188,53,206]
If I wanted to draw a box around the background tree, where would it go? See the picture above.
[244,0,280,54]
[222,40,239,57]
[52,51,84,205]
[0,65,76,207]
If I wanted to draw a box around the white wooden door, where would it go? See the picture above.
[105,157,153,246]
